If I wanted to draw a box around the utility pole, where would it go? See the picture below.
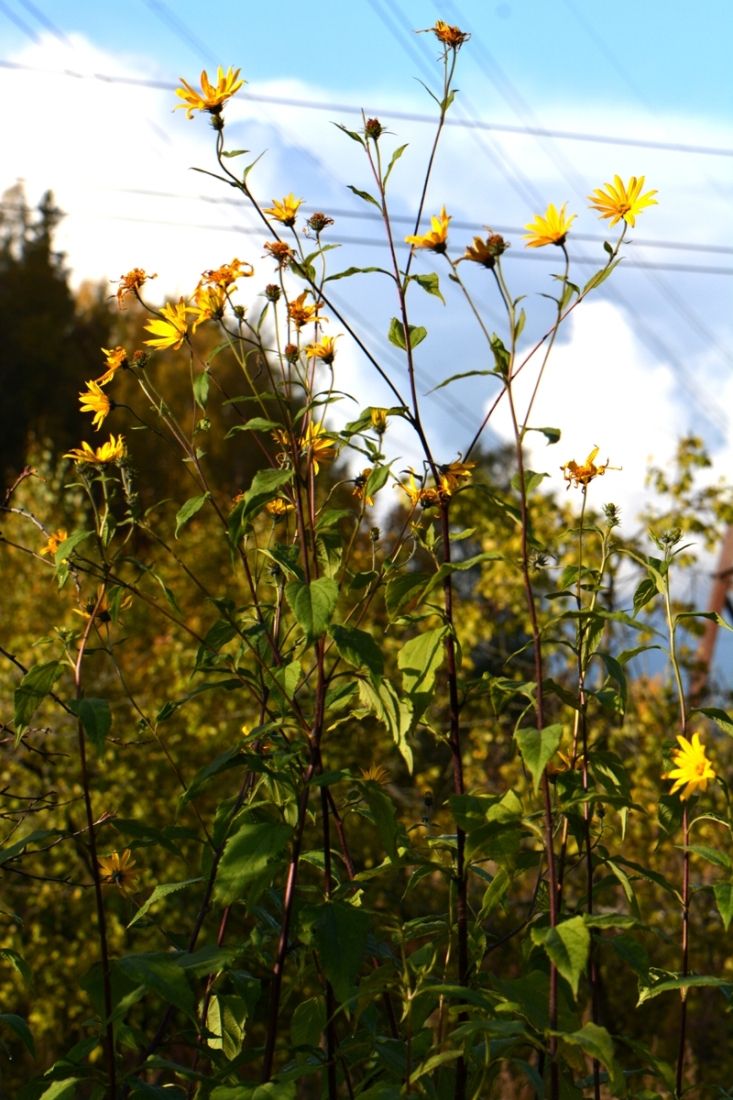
[691,525,733,699]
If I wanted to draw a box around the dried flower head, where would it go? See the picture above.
[307,211,335,233]
[287,291,326,329]
[40,528,68,557]
[561,446,612,489]
[97,346,128,385]
[114,268,156,309]
[201,258,253,287]
[264,240,295,267]
[430,20,470,48]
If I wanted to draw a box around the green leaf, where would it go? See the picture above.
[38,1081,83,1100]
[192,371,210,410]
[385,571,432,616]
[387,317,427,350]
[633,577,658,615]
[425,368,496,394]
[330,624,384,678]
[515,724,563,793]
[70,697,110,754]
[285,577,339,641]
[14,660,62,736]
[383,142,408,187]
[526,425,561,445]
[128,878,204,929]
[347,184,381,209]
[559,1022,616,1074]
[309,901,370,1002]
[398,627,447,697]
[291,996,327,1049]
[325,265,391,282]
[226,416,281,435]
[214,821,292,906]
[228,468,293,541]
[637,974,733,1005]
[410,271,445,304]
[0,948,33,984]
[211,1084,296,1100]
[206,994,248,1060]
[362,784,402,861]
[117,953,195,1020]
[357,678,413,771]
[490,333,511,376]
[175,493,210,538]
[0,1012,35,1056]
[54,529,90,564]
[714,882,733,930]
[692,706,733,736]
[179,747,258,808]
[581,258,621,295]
[532,915,590,998]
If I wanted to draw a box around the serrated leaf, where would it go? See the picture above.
[398,627,446,697]
[291,996,326,1049]
[532,915,590,997]
[117,953,195,1020]
[325,265,391,282]
[515,724,563,792]
[226,416,281,435]
[175,493,210,538]
[425,368,496,394]
[582,259,621,295]
[214,821,292,906]
[128,878,204,929]
[285,577,338,641]
[330,624,383,677]
[357,679,413,771]
[559,1022,616,1073]
[13,660,62,736]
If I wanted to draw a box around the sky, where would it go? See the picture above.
[2,0,733,636]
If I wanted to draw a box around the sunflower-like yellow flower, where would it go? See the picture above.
[524,202,576,248]
[370,407,388,434]
[302,421,336,475]
[40,528,68,557]
[561,446,610,489]
[361,763,391,785]
[588,174,658,228]
[201,258,253,287]
[397,469,423,507]
[64,434,126,465]
[438,458,477,496]
[353,469,375,507]
[462,233,509,268]
[405,206,451,253]
[266,497,295,517]
[74,585,132,625]
[98,848,139,891]
[188,284,226,332]
[430,20,470,47]
[663,732,716,801]
[114,267,157,309]
[144,299,190,351]
[287,291,326,330]
[78,380,112,431]
[175,66,244,119]
[305,335,338,364]
[97,346,127,385]
[263,193,304,227]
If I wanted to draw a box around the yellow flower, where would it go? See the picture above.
[524,203,576,248]
[287,291,325,330]
[188,284,226,332]
[98,849,139,891]
[561,446,610,489]
[40,528,68,557]
[302,421,336,475]
[305,336,338,364]
[405,206,451,253]
[370,407,388,434]
[438,458,476,496]
[462,233,509,268]
[588,175,658,228]
[397,469,423,507]
[144,299,190,351]
[361,763,391,785]
[264,240,295,267]
[353,469,375,507]
[263,193,304,227]
[175,66,244,119]
[74,585,132,625]
[266,497,294,517]
[97,346,127,385]
[430,20,470,47]
[78,380,112,431]
[663,732,716,800]
[114,267,156,309]
[64,434,126,465]
[201,258,253,287]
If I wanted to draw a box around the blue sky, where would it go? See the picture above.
[2,1,733,649]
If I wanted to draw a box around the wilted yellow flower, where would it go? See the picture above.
[188,284,226,332]
[266,497,295,517]
[74,585,132,625]
[97,346,127,385]
[114,267,156,309]
[264,240,295,267]
[144,299,189,351]
[302,421,336,475]
[430,20,470,47]
[438,458,476,496]
[305,335,338,364]
[588,175,658,228]
[353,469,375,507]
[175,66,244,119]
[462,233,509,268]
[201,258,253,287]
[287,291,325,330]
[64,434,126,465]
[398,469,423,507]
[561,446,610,489]
[524,203,576,248]
[78,380,112,431]
[98,848,138,891]
[263,193,304,227]
[405,206,451,253]
[370,407,388,434]
[40,528,68,557]
[663,732,716,800]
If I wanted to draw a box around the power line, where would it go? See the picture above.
[1,54,732,159]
